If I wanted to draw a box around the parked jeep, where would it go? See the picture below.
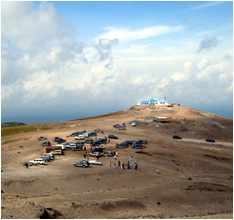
[37,136,47,141]
[108,134,118,139]
[73,160,90,168]
[41,141,51,147]
[29,158,46,165]
[72,145,83,151]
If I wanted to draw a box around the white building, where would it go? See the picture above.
[137,98,168,106]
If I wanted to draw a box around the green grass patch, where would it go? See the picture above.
[2,138,22,145]
[1,126,37,137]
[58,126,66,129]
[40,126,53,130]
[1,122,26,128]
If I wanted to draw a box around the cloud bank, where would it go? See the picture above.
[1,2,233,124]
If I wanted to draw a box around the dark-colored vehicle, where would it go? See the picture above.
[108,134,118,139]
[53,137,62,142]
[88,132,97,137]
[94,129,103,133]
[91,139,106,146]
[173,135,182,139]
[99,139,107,144]
[75,141,85,145]
[73,160,90,167]
[206,138,215,143]
[70,132,79,137]
[93,147,104,153]
[125,140,133,145]
[116,142,128,148]
[38,136,47,141]
[84,138,93,143]
[78,130,86,134]
[138,139,148,144]
[56,138,66,144]
[132,145,143,149]
[41,141,51,147]
[72,145,83,151]
[113,124,121,128]
[91,141,100,147]
[132,142,143,149]
[102,151,114,157]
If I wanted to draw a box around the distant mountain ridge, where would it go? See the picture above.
[1,122,26,128]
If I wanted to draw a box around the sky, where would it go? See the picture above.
[1,1,233,125]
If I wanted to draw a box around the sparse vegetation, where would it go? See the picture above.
[40,125,53,130]
[1,137,28,145]
[1,126,37,137]
[2,138,22,145]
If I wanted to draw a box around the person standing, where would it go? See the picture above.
[134,161,138,170]
[122,162,125,170]
[25,162,28,168]
[127,163,131,169]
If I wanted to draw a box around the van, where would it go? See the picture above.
[68,143,77,148]
[75,135,84,140]
[52,149,63,155]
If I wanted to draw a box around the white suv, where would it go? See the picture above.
[75,135,84,140]
[29,158,46,165]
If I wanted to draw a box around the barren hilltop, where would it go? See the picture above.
[1,105,233,219]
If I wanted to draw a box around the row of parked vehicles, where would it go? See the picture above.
[116,139,147,149]
[29,153,55,165]
[35,126,147,168]
[172,135,216,143]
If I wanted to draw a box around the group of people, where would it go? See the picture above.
[109,156,138,170]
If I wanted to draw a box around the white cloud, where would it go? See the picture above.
[97,25,185,42]
[186,1,225,11]
[1,1,232,123]
[1,2,120,110]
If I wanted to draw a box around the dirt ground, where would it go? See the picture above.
[1,105,233,219]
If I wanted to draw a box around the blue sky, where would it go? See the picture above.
[1,1,233,124]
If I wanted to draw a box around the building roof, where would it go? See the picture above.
[139,98,166,104]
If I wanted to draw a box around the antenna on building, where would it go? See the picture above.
[164,93,166,101]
